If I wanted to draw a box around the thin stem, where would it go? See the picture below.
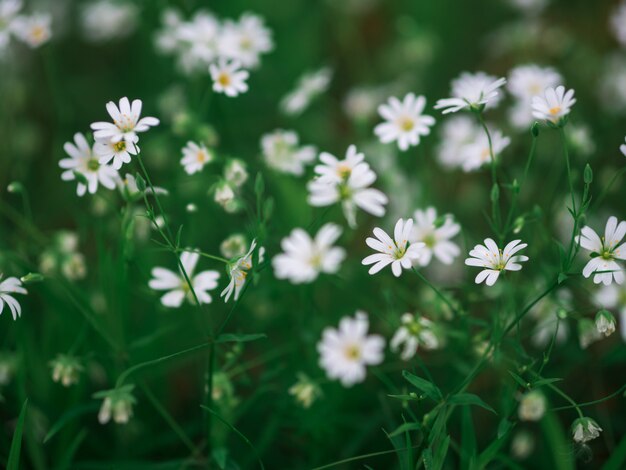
[476,112,502,241]
[504,133,538,234]
[412,268,459,316]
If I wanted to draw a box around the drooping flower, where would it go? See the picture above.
[50,354,83,387]
[307,146,388,228]
[593,283,626,340]
[390,313,440,360]
[180,140,214,174]
[272,223,345,284]
[435,72,506,114]
[209,58,249,97]
[60,133,118,196]
[374,93,435,151]
[261,129,316,176]
[465,238,528,286]
[595,310,616,337]
[288,373,322,408]
[0,276,27,320]
[409,207,461,266]
[149,250,220,308]
[90,97,159,146]
[362,218,425,277]
[95,385,136,425]
[571,417,602,444]
[317,311,385,387]
[577,216,626,285]
[221,240,256,302]
[531,86,576,125]
[224,158,248,187]
[518,390,546,422]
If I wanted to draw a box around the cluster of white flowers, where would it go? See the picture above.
[155,9,273,96]
[212,159,249,213]
[80,0,138,43]
[0,0,51,55]
[261,129,316,176]
[39,231,87,281]
[307,145,388,228]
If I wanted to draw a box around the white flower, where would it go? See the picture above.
[435,72,507,114]
[610,1,626,48]
[209,58,249,97]
[531,86,576,124]
[224,158,248,187]
[218,13,273,69]
[436,115,479,169]
[374,93,435,151]
[0,276,27,320]
[593,284,626,340]
[60,133,118,196]
[93,136,137,170]
[11,12,51,48]
[91,97,159,146]
[518,391,546,422]
[307,146,387,228]
[410,207,461,266]
[280,67,332,116]
[317,311,385,387]
[261,129,316,176]
[220,234,248,259]
[272,223,345,284]
[50,354,83,387]
[175,11,220,67]
[577,216,626,285]
[96,385,136,425]
[572,417,602,444]
[149,251,220,308]
[362,218,425,277]
[391,313,440,360]
[465,238,528,286]
[621,136,626,157]
[214,181,237,211]
[80,0,138,43]
[288,373,321,408]
[221,241,256,302]
[507,65,562,101]
[0,0,22,51]
[180,141,214,174]
[461,126,511,172]
[595,310,616,337]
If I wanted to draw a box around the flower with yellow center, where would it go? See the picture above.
[465,238,528,286]
[577,216,626,285]
[209,58,249,97]
[180,141,214,175]
[375,93,435,151]
[532,85,576,125]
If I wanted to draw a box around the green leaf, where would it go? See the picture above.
[508,371,529,389]
[215,333,267,344]
[402,371,442,402]
[388,422,421,438]
[490,183,500,203]
[460,406,477,470]
[448,393,496,414]
[7,398,28,470]
[557,272,568,284]
[254,172,265,197]
[603,432,626,470]
[134,173,146,192]
[44,402,100,443]
[584,164,593,184]
[532,377,563,388]
[477,419,514,469]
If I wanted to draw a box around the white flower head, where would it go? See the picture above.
[572,417,602,444]
[374,93,435,151]
[50,354,83,387]
[218,12,273,69]
[288,373,322,408]
[531,86,576,125]
[80,0,138,43]
[272,223,346,284]
[221,240,256,303]
[577,216,626,285]
[0,276,27,320]
[220,233,248,259]
[91,97,159,146]
[307,145,388,228]
[95,385,136,425]
[209,58,249,97]
[620,136,626,158]
[410,207,461,266]
[60,133,118,196]
[317,311,385,387]
[595,310,616,337]
[610,1,626,48]
[593,283,626,340]
[435,72,507,114]
[461,126,511,172]
[391,313,440,360]
[0,0,22,51]
[11,12,51,48]
[93,136,137,170]
[280,67,332,116]
[261,129,316,176]
[465,238,528,286]
[149,250,220,308]
[180,140,214,175]
[436,115,479,169]
[175,11,220,67]
[362,218,425,277]
[518,390,546,422]
[507,65,562,101]
[224,158,248,188]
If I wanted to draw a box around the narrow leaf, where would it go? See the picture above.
[7,398,28,470]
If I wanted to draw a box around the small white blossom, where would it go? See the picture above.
[578,318,602,349]
[96,385,136,425]
[180,141,214,174]
[436,115,478,169]
[577,216,626,285]
[595,310,616,337]
[80,0,138,43]
[224,158,248,187]
[0,276,27,320]
[60,133,118,196]
[272,223,345,284]
[620,137,626,157]
[220,234,248,259]
[91,97,159,147]
[0,0,22,52]
[261,129,316,176]
[281,67,332,116]
[50,354,83,387]
[531,86,576,124]
[362,218,425,277]
[461,127,511,172]
[507,64,562,129]
[610,1,626,48]
[391,313,440,360]
[518,390,546,422]
[571,417,602,443]
[11,12,51,48]
[410,207,461,266]
[288,373,321,408]
[218,13,273,69]
[435,72,506,114]
[175,11,220,68]
[465,238,528,286]
[593,283,626,340]
[317,311,385,387]
[93,136,137,170]
[149,251,220,308]
[209,58,249,97]
[374,93,435,151]
[221,241,256,302]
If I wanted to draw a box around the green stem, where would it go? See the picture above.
[412,268,459,316]
[476,112,502,242]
